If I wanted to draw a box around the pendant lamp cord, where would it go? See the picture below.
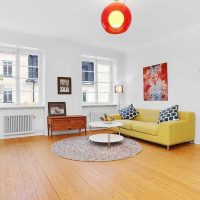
[123,0,127,5]
[114,0,126,5]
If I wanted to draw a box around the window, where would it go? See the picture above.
[3,90,12,103]
[3,60,13,77]
[0,47,42,106]
[82,57,113,104]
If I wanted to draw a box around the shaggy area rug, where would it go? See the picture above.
[51,136,142,162]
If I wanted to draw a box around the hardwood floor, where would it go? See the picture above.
[0,131,200,200]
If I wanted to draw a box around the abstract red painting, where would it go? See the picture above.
[143,62,168,101]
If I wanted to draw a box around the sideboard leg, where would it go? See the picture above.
[47,122,49,136]
[167,145,170,150]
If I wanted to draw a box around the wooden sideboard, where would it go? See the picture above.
[47,115,87,137]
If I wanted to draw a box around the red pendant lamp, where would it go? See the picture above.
[101,0,132,34]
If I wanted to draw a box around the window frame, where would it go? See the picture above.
[0,46,43,107]
[82,56,113,105]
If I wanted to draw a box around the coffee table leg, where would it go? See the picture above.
[119,127,121,135]
[108,129,111,148]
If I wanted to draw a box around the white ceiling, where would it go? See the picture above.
[0,0,200,53]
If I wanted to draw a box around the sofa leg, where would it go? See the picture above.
[167,146,170,151]
[190,140,195,144]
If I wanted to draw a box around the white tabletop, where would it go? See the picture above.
[89,134,124,143]
[89,121,123,128]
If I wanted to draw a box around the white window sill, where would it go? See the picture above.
[0,105,45,109]
[82,104,117,107]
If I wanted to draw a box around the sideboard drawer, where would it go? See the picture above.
[53,118,70,124]
[69,119,85,124]
[52,124,68,131]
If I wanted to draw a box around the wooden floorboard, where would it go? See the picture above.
[0,131,200,200]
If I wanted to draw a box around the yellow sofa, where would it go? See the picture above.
[109,109,195,150]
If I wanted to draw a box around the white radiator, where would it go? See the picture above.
[88,111,114,129]
[89,111,110,122]
[4,115,33,135]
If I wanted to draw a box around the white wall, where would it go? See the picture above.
[121,25,200,144]
[0,30,125,138]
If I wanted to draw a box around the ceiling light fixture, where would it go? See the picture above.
[101,0,132,34]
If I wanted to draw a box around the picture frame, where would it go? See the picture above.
[143,62,168,101]
[57,77,72,94]
[48,102,66,116]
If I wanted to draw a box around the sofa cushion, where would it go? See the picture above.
[118,104,139,120]
[117,120,134,130]
[158,105,179,124]
[131,121,159,136]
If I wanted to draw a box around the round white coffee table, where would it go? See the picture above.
[89,121,124,148]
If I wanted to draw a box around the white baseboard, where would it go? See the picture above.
[194,139,200,144]
[0,131,45,139]
[48,131,81,136]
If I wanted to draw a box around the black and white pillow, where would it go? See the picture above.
[158,105,179,124]
[118,104,139,120]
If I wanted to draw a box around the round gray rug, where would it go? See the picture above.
[51,136,142,162]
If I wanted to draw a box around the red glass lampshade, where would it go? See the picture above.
[101,2,132,34]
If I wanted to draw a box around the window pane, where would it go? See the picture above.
[20,78,38,104]
[82,92,87,102]
[8,66,12,76]
[98,73,110,82]
[82,61,94,71]
[82,83,96,103]
[28,55,38,66]
[20,91,39,104]
[82,71,94,82]
[98,83,110,92]
[82,92,95,103]
[3,66,7,76]
[3,91,7,102]
[82,84,95,93]
[1,90,16,103]
[8,92,12,102]
[98,64,110,73]
[20,54,29,79]
[87,93,95,103]
[98,93,109,103]
[28,67,38,79]
[20,79,38,92]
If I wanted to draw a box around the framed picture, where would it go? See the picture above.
[48,102,66,116]
[143,62,168,101]
[57,77,72,94]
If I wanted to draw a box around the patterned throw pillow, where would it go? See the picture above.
[158,105,179,124]
[118,104,139,120]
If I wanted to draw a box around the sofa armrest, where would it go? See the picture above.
[108,114,122,120]
[158,120,194,145]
